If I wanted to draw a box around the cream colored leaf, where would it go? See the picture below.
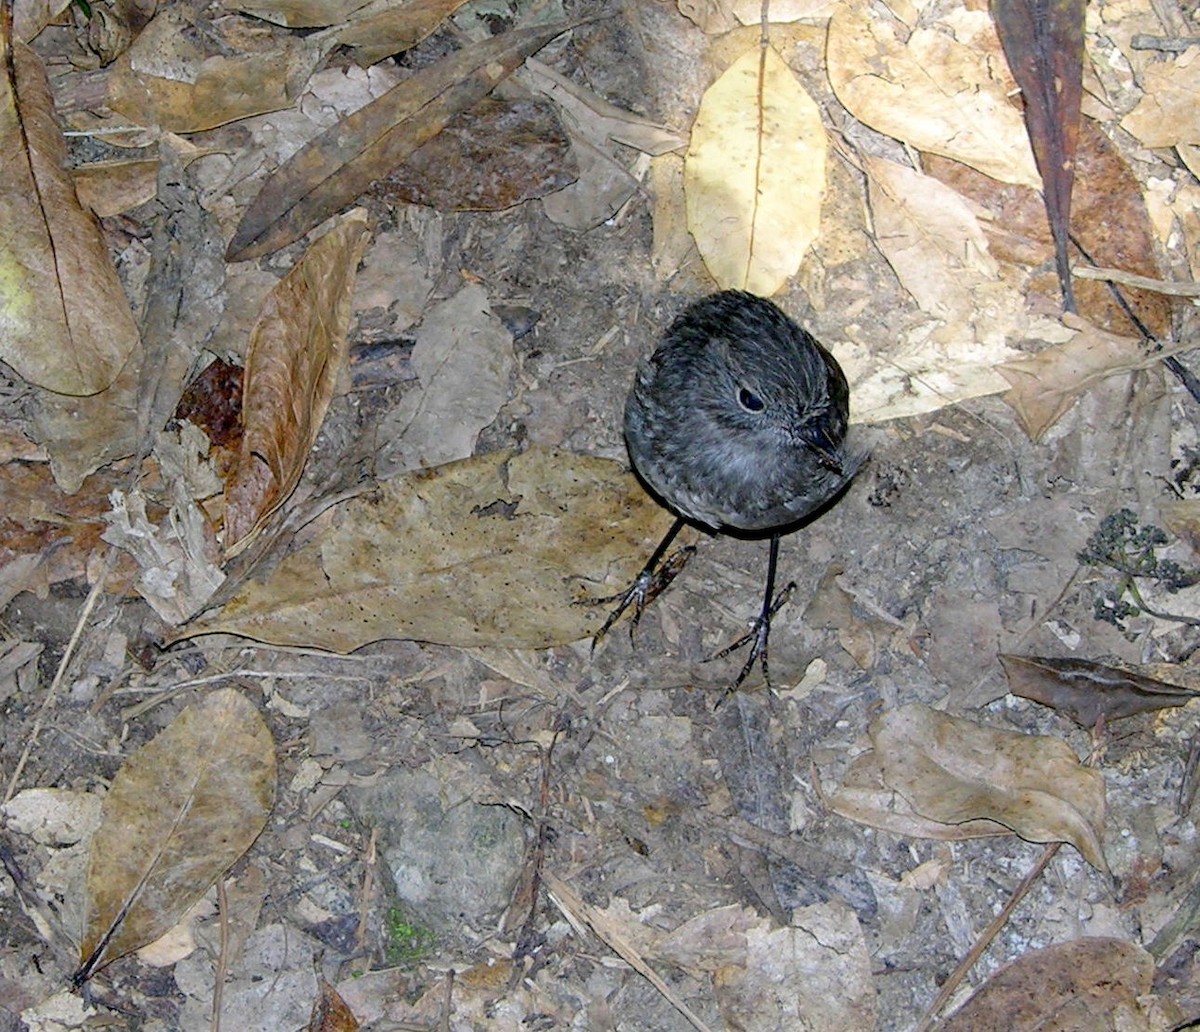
[189,449,678,651]
[223,211,372,556]
[684,45,826,296]
[865,156,999,323]
[78,689,276,979]
[0,39,139,395]
[1121,47,1200,148]
[827,0,1040,188]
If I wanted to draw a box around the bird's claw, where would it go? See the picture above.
[707,580,796,705]
[580,545,697,651]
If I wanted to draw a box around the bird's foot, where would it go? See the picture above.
[581,546,697,651]
[707,580,797,704]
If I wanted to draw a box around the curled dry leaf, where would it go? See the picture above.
[0,34,138,395]
[996,313,1183,441]
[931,937,1154,1032]
[189,448,678,651]
[106,9,331,133]
[684,45,825,296]
[827,0,1040,188]
[226,21,574,262]
[223,211,371,557]
[999,654,1200,729]
[76,689,276,982]
[829,703,1107,868]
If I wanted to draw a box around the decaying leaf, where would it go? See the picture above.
[228,0,372,29]
[999,654,1200,728]
[106,9,332,133]
[997,314,1180,441]
[227,21,573,261]
[373,96,576,212]
[931,937,1154,1032]
[77,689,276,982]
[829,703,1107,868]
[188,448,678,651]
[0,31,139,395]
[864,156,999,324]
[684,45,825,296]
[378,282,515,470]
[337,0,472,66]
[827,0,1040,188]
[223,211,371,556]
[309,979,360,1032]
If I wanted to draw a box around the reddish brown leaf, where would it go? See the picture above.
[226,21,575,262]
[174,358,245,452]
[223,213,371,556]
[924,119,1170,338]
[1000,654,1200,728]
[308,980,360,1032]
[992,0,1086,311]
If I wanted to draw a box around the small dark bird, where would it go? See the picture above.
[593,290,865,692]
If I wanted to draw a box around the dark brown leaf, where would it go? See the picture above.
[372,96,577,212]
[991,0,1085,311]
[308,979,360,1032]
[226,21,575,262]
[1000,653,1200,728]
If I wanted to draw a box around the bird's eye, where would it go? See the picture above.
[737,386,765,412]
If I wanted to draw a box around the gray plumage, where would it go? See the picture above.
[624,290,864,534]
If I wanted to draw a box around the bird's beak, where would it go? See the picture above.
[797,422,844,474]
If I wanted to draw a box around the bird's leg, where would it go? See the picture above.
[584,517,695,650]
[707,534,795,698]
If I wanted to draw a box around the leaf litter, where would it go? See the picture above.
[1,0,1199,1029]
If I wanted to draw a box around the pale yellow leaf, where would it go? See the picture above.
[78,689,276,979]
[189,449,677,651]
[684,45,825,296]
[827,0,1040,188]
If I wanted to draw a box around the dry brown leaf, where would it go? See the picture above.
[77,688,276,982]
[684,45,825,295]
[931,937,1155,1032]
[72,158,160,218]
[830,703,1107,868]
[1000,654,1200,729]
[0,35,139,395]
[864,156,999,324]
[996,314,1177,441]
[827,0,1039,188]
[105,9,330,133]
[189,448,677,650]
[308,978,361,1032]
[223,211,371,556]
[228,0,372,29]
[226,21,573,261]
[337,0,472,66]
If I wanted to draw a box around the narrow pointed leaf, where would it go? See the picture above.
[991,0,1085,311]
[226,22,573,261]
